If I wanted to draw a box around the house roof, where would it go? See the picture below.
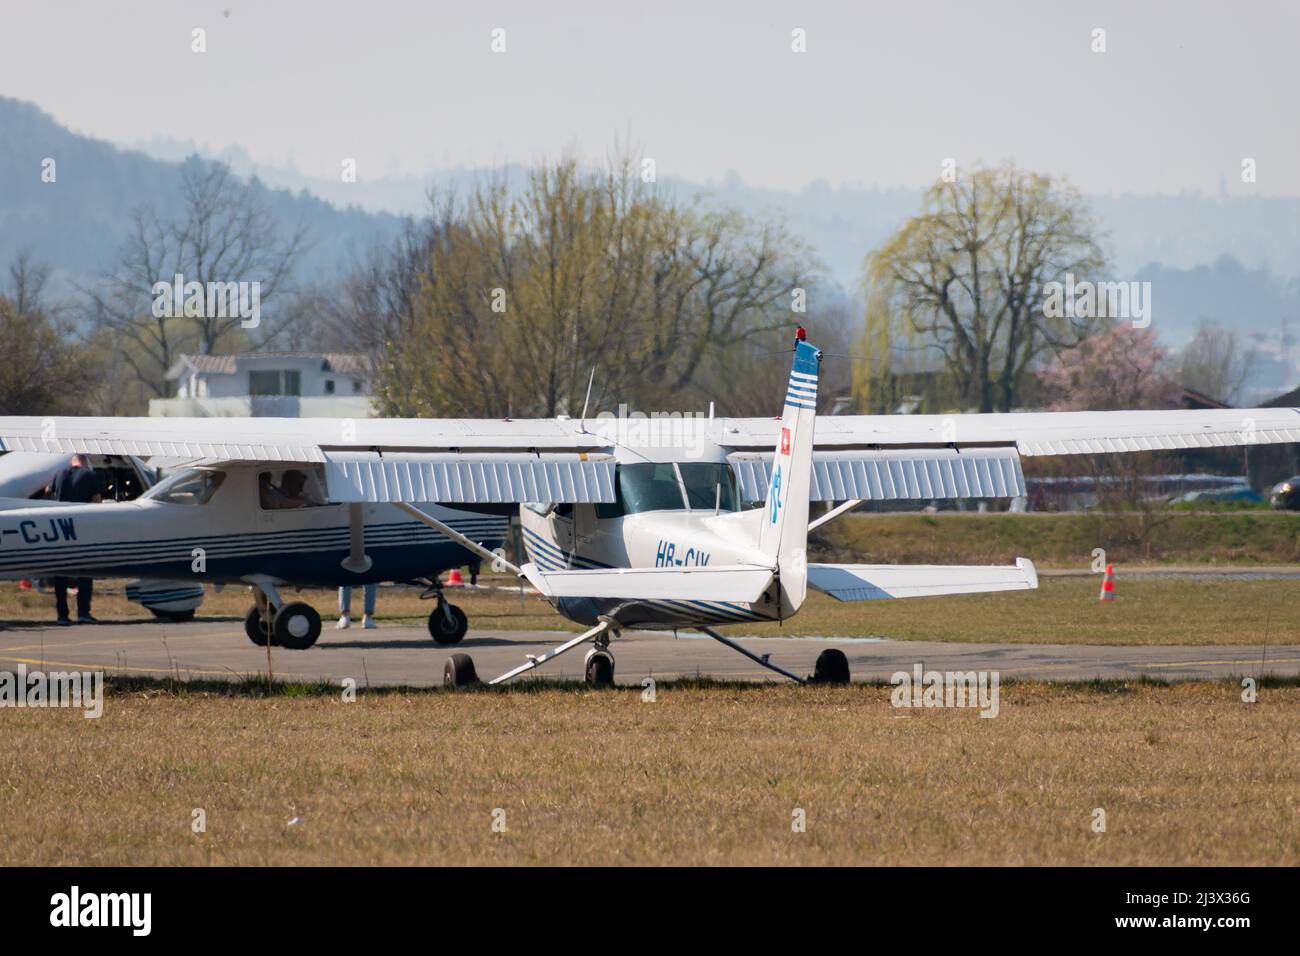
[166,352,369,379]
[1262,384,1300,408]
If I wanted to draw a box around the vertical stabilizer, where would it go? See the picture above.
[757,332,820,616]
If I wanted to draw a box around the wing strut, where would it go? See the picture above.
[340,503,373,573]
[392,502,522,576]
[808,499,862,533]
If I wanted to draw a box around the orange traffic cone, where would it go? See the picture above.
[447,569,464,587]
[1099,564,1116,602]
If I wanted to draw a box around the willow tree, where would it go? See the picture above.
[859,164,1106,413]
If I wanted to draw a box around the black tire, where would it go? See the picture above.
[244,605,272,646]
[444,653,479,688]
[151,608,196,623]
[585,650,615,688]
[428,604,469,645]
[273,602,322,650]
[811,648,851,685]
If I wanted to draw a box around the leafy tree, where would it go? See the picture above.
[861,163,1105,413]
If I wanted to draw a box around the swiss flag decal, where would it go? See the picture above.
[780,427,791,456]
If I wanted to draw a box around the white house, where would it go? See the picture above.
[149,352,375,417]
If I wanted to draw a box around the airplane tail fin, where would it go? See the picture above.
[757,331,820,617]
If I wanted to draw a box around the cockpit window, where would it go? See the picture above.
[144,469,226,506]
[259,467,329,510]
[618,463,688,514]
[678,462,739,512]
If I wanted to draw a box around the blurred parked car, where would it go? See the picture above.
[1269,476,1300,510]
[1169,487,1265,506]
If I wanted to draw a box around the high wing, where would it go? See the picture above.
[1,404,1297,505]
[716,407,1300,456]
[719,407,1300,502]
[0,416,617,504]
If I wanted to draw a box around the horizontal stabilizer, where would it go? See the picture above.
[807,558,1037,601]
[522,563,774,602]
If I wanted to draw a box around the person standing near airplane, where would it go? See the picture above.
[337,583,378,629]
[45,454,103,625]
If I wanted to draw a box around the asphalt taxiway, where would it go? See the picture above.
[1,619,1296,685]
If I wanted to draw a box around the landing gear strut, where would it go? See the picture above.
[421,578,469,645]
[696,628,853,685]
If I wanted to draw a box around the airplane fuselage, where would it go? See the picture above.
[0,467,505,588]
[520,502,782,629]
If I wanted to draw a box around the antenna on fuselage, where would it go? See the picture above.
[578,366,596,433]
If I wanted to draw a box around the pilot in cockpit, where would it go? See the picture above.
[260,469,316,509]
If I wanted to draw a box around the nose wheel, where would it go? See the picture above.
[421,578,470,645]
[428,602,468,644]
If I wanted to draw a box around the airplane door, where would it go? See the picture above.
[573,504,596,547]
[549,505,575,555]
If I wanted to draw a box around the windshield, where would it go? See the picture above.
[612,462,739,515]
[618,463,686,514]
[679,462,739,511]
[143,468,226,505]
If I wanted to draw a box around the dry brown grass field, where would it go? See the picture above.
[1,680,1295,866]
[2,574,1295,645]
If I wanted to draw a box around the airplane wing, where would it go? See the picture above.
[720,407,1300,501]
[521,563,775,602]
[717,407,1300,456]
[2,405,1296,506]
[0,416,616,504]
[807,558,1038,601]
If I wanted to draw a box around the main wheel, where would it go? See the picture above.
[273,602,322,650]
[428,604,469,645]
[244,605,272,646]
[811,648,850,685]
[585,649,615,688]
[444,653,479,688]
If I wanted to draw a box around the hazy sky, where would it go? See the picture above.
[3,0,1298,195]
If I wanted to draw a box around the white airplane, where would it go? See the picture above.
[2,328,1297,685]
[0,450,208,620]
[0,455,508,647]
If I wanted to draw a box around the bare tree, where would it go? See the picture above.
[1178,318,1256,405]
[7,249,53,319]
[1,254,102,415]
[87,157,309,403]
[357,156,815,418]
